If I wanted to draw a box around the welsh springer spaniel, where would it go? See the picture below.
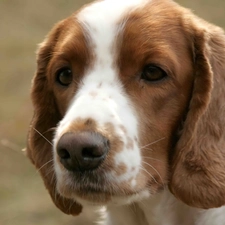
[27,0,225,224]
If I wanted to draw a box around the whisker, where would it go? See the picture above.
[140,137,166,150]
[37,159,54,172]
[33,127,53,146]
[142,161,165,188]
[142,156,163,163]
[40,165,55,180]
[49,167,56,183]
[43,127,57,134]
[139,166,158,184]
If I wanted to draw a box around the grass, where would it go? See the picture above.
[0,0,224,224]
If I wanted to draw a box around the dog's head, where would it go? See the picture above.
[27,0,225,215]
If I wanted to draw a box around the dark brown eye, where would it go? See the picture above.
[141,65,167,82]
[56,68,73,86]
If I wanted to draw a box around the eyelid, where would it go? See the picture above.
[147,63,170,75]
[56,66,71,75]
[48,57,71,75]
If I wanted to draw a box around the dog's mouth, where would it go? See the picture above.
[57,178,118,204]
[58,170,126,198]
[56,168,154,205]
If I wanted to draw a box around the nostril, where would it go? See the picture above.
[82,146,102,159]
[58,148,70,160]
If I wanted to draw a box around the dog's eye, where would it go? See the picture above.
[141,65,167,82]
[56,68,73,86]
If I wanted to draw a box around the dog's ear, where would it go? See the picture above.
[26,20,82,215]
[170,18,225,209]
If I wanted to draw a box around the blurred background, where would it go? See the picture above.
[0,0,224,224]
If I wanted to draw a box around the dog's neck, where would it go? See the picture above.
[107,189,224,225]
[137,189,195,225]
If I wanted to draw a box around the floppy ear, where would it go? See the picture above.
[26,20,82,215]
[169,19,225,209]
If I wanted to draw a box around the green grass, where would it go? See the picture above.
[1,0,224,224]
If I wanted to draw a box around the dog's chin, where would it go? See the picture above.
[57,181,151,207]
[77,190,151,208]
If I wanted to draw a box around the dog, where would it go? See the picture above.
[26,0,225,224]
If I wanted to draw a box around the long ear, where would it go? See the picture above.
[26,20,82,215]
[170,20,225,209]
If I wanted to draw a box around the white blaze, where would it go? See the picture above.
[54,0,149,184]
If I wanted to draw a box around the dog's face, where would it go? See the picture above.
[52,0,193,204]
[27,0,225,215]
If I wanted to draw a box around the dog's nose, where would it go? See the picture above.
[57,132,109,172]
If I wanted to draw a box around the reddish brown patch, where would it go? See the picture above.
[126,137,134,150]
[89,91,98,98]
[119,125,127,134]
[102,122,125,154]
[65,118,97,133]
[97,122,125,173]
[97,82,102,88]
[115,163,127,176]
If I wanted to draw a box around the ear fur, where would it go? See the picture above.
[170,15,225,209]
[26,20,82,215]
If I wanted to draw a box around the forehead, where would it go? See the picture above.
[75,0,188,52]
[75,0,149,68]
[55,0,191,76]
[76,0,185,39]
[77,0,148,27]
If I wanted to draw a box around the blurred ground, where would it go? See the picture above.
[0,0,224,224]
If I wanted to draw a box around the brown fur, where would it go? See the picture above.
[169,12,225,209]
[27,0,225,216]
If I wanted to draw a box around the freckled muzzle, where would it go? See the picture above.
[53,76,142,201]
[57,131,110,172]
